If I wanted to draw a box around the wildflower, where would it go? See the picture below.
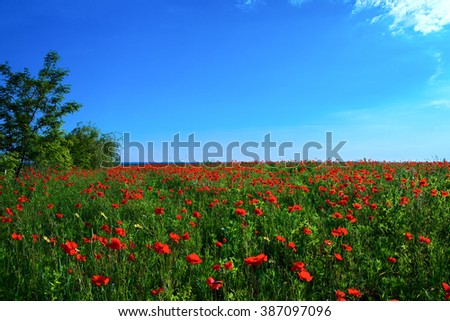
[12,232,23,241]
[342,244,352,252]
[224,261,233,270]
[154,242,171,254]
[291,262,305,272]
[107,237,126,250]
[387,257,397,263]
[154,207,164,215]
[276,235,285,243]
[287,241,297,252]
[169,233,180,243]
[186,253,202,265]
[336,290,346,301]
[352,203,362,210]
[182,232,190,241]
[348,288,361,298]
[235,208,247,217]
[405,232,413,241]
[331,227,348,237]
[244,254,267,266]
[212,264,221,271]
[334,253,343,261]
[61,240,78,255]
[91,275,110,286]
[115,227,126,237]
[298,270,313,282]
[419,235,430,244]
[206,277,223,290]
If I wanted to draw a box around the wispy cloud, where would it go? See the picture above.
[235,0,263,10]
[428,51,444,85]
[288,0,309,6]
[236,0,309,9]
[429,99,450,109]
[353,0,450,35]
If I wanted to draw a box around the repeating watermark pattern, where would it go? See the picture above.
[105,132,347,167]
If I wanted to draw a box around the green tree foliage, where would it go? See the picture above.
[0,51,81,178]
[66,122,120,169]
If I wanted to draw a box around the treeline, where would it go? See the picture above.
[0,51,119,179]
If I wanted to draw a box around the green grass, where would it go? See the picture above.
[1,161,449,300]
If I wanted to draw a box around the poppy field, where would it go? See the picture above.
[1,161,450,301]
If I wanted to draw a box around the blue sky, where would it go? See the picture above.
[1,0,450,162]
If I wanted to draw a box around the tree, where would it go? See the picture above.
[65,122,120,169]
[0,51,81,178]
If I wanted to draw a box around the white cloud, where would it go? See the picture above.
[288,0,309,6]
[235,0,262,10]
[429,99,450,109]
[353,0,450,34]
[429,51,444,84]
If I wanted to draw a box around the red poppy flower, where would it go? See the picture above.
[182,232,190,241]
[107,237,126,250]
[212,264,221,271]
[276,235,285,243]
[331,227,348,237]
[115,227,126,237]
[336,290,346,301]
[154,242,171,254]
[11,232,23,241]
[192,211,202,218]
[154,207,164,215]
[334,253,343,261]
[206,277,223,290]
[61,240,78,255]
[128,252,136,261]
[442,283,450,300]
[399,196,410,205]
[348,288,361,298]
[303,227,312,235]
[169,233,180,243]
[332,212,343,219]
[91,275,110,286]
[188,221,196,228]
[387,257,397,263]
[186,253,202,265]
[291,261,305,272]
[215,241,223,247]
[405,232,413,241]
[419,235,430,244]
[287,241,297,252]
[254,208,263,216]
[111,203,119,209]
[288,204,302,212]
[324,239,333,246]
[298,270,313,282]
[151,287,164,295]
[75,254,86,262]
[235,208,247,217]
[6,208,14,216]
[224,261,234,270]
[244,253,268,266]
[352,203,362,210]
[342,244,352,252]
